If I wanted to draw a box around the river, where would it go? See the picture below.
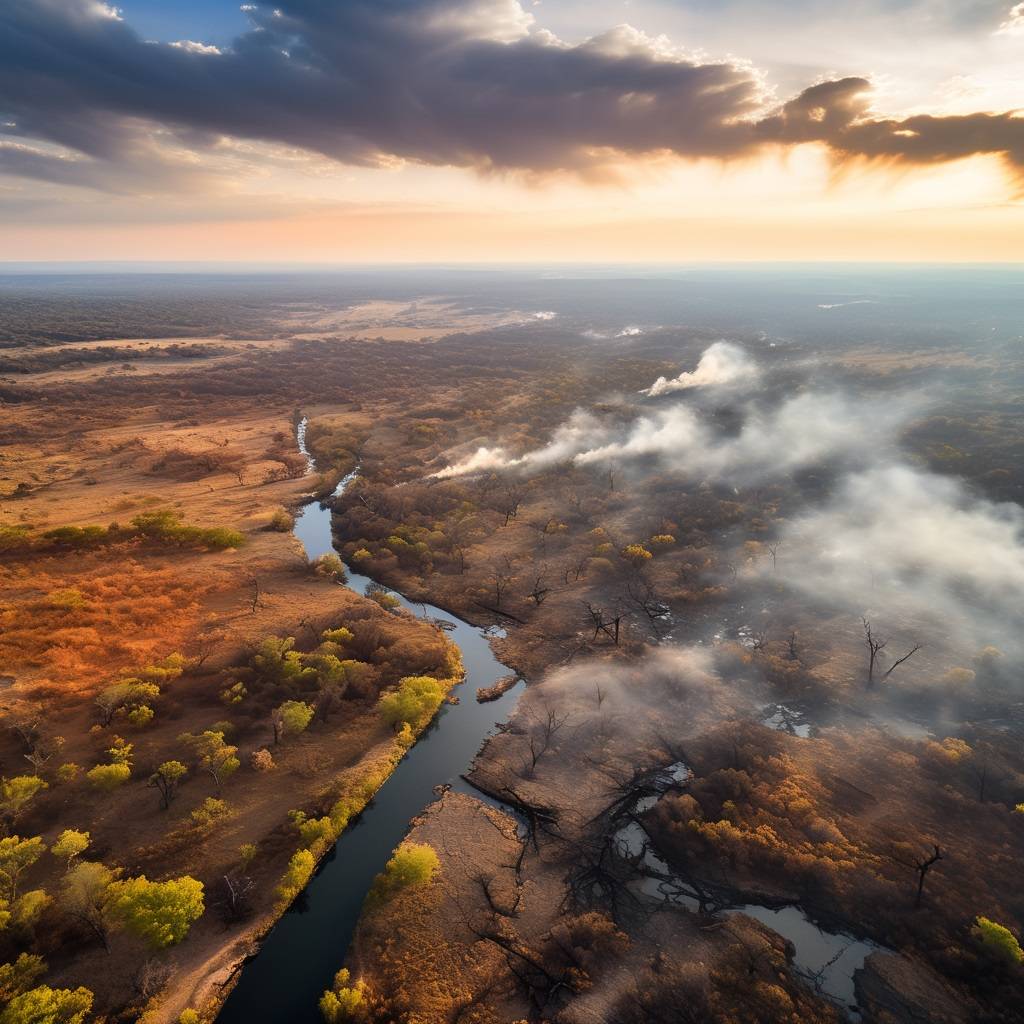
[217,420,523,1023]
[221,419,878,1022]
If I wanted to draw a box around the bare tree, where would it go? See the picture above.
[528,571,551,607]
[894,843,944,908]
[218,873,256,922]
[562,555,589,585]
[497,486,524,527]
[787,630,801,662]
[884,642,923,680]
[584,602,621,645]
[625,578,669,628]
[488,566,514,610]
[526,704,570,773]
[24,733,64,774]
[10,713,41,753]
[189,629,224,670]
[248,575,266,614]
[862,618,886,685]
[862,617,922,685]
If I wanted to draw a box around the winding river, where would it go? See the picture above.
[220,419,879,1022]
[218,421,523,1023]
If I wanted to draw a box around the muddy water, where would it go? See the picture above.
[217,421,522,1023]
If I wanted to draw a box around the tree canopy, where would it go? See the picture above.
[106,875,204,949]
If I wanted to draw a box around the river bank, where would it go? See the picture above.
[213,420,524,1023]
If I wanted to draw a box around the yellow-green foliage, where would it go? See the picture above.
[107,737,133,765]
[0,952,45,1003]
[45,588,87,610]
[319,968,367,1023]
[56,764,79,784]
[190,798,230,830]
[321,626,355,647]
[0,984,93,1024]
[96,679,160,726]
[972,916,1024,964]
[134,652,187,685]
[130,509,244,550]
[622,543,653,565]
[276,849,315,907]
[127,705,155,727]
[253,637,316,691]
[10,890,49,929]
[50,831,89,869]
[0,526,32,553]
[369,842,439,904]
[27,513,242,553]
[378,676,447,730]
[0,778,47,822]
[650,534,676,547]
[395,723,415,750]
[275,700,315,740]
[220,681,248,706]
[0,837,46,902]
[86,761,131,793]
[440,641,464,682]
[313,555,347,581]
[268,508,294,532]
[106,875,205,949]
[179,1011,201,1024]
[367,589,400,611]
[291,812,336,855]
[180,730,240,788]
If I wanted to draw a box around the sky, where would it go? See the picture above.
[1,0,1022,262]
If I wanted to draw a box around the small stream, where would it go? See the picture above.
[622,765,880,1018]
[217,421,523,1024]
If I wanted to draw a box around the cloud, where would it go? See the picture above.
[758,77,1024,176]
[643,341,759,396]
[774,464,1024,652]
[2,0,1024,192]
[170,40,222,56]
[996,3,1024,35]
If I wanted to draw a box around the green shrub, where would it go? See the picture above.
[313,554,347,582]
[268,508,294,532]
[973,916,1024,964]
[369,842,439,904]
[379,676,447,730]
[86,763,131,790]
[319,969,367,1023]
[276,849,315,906]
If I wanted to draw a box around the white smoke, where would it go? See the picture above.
[642,340,758,396]
[432,391,914,484]
[430,410,611,479]
[575,392,912,482]
[429,445,512,479]
[774,464,1024,651]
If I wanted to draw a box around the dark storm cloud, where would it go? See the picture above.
[0,0,1022,191]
